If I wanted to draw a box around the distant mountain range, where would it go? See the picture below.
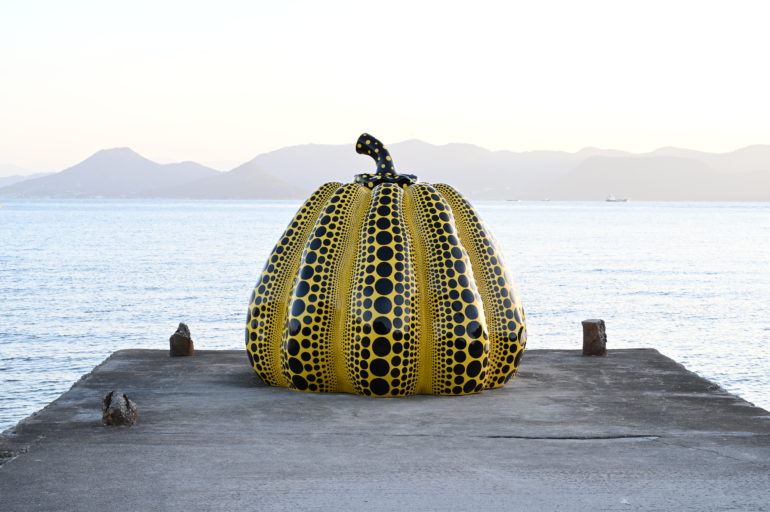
[0,172,52,189]
[0,148,221,198]
[1,142,769,201]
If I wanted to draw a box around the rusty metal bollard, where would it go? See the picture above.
[582,319,607,356]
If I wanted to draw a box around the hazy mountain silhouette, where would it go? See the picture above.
[235,141,770,200]
[649,145,770,174]
[147,161,303,199]
[0,172,52,189]
[547,156,723,200]
[544,148,770,200]
[0,148,220,198]
[0,163,32,177]
[391,140,577,199]
[239,140,584,199]
[1,142,769,200]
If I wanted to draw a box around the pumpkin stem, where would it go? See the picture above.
[356,133,396,175]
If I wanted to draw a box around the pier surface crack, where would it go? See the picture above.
[655,437,767,464]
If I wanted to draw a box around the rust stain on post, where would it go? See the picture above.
[582,319,607,356]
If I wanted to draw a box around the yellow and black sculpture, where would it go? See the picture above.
[246,134,526,396]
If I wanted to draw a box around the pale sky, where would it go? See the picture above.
[2,0,769,173]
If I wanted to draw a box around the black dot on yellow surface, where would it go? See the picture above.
[467,360,481,377]
[373,338,391,356]
[291,300,305,316]
[375,278,393,295]
[374,296,392,313]
[292,375,308,390]
[376,246,393,260]
[373,316,391,335]
[469,340,484,358]
[370,378,390,395]
[376,262,392,277]
[370,358,390,376]
[467,321,482,339]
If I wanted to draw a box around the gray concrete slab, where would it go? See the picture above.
[1,349,769,511]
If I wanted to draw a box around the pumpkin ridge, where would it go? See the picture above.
[334,183,372,393]
[246,181,341,386]
[280,183,365,392]
[410,183,490,395]
[434,184,527,388]
[345,183,420,396]
[403,186,433,395]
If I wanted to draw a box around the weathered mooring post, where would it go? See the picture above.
[169,322,195,356]
[582,319,607,356]
[101,391,138,426]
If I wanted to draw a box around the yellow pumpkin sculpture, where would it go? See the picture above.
[246,134,526,396]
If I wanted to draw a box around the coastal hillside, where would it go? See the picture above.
[545,153,770,201]
[0,148,220,198]
[147,161,303,199]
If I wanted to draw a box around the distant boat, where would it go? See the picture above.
[606,193,629,202]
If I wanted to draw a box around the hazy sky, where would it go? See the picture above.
[2,0,769,173]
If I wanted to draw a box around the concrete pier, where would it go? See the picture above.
[1,349,769,511]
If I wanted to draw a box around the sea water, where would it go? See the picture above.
[1,199,769,432]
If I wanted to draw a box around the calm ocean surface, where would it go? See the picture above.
[1,199,769,432]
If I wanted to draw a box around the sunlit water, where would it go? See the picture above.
[1,199,769,432]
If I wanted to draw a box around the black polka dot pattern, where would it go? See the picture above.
[245,182,341,386]
[435,184,527,387]
[404,183,491,394]
[280,183,369,392]
[345,183,420,396]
